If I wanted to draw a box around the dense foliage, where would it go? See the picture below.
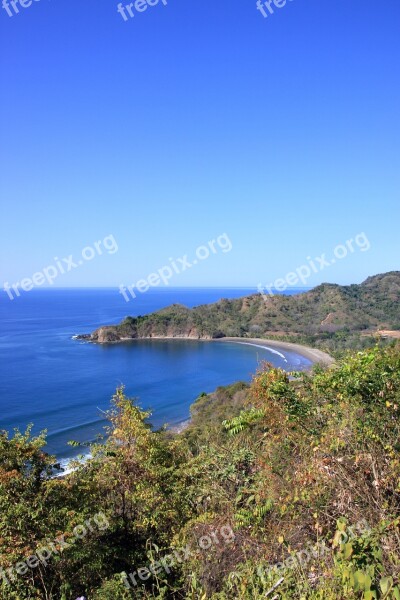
[1,344,400,599]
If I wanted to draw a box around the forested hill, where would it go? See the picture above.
[81,272,400,351]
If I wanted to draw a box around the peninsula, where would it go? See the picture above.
[78,272,400,353]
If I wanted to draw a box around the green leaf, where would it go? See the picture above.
[380,576,392,595]
[354,570,366,591]
[343,542,353,559]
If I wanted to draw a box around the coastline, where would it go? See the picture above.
[165,337,334,435]
[215,337,335,368]
[110,335,335,369]
[81,335,335,366]
[78,333,334,368]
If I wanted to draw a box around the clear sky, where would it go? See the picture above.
[0,0,399,290]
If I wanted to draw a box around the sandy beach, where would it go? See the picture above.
[214,337,335,368]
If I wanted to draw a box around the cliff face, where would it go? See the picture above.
[93,327,125,343]
[89,327,212,343]
[77,272,400,348]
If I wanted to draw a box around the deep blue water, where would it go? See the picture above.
[0,288,311,464]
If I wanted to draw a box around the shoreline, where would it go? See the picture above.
[214,337,335,368]
[77,334,334,368]
[99,335,335,369]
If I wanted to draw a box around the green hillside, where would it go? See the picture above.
[82,272,400,352]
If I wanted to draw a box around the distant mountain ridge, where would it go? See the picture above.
[79,272,400,351]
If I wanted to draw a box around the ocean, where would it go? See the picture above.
[0,288,310,466]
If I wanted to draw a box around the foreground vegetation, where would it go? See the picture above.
[1,343,400,599]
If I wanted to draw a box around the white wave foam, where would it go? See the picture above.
[235,342,288,362]
[53,452,92,478]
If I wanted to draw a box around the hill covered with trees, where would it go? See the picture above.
[81,272,400,352]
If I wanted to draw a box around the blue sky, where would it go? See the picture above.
[0,0,399,290]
